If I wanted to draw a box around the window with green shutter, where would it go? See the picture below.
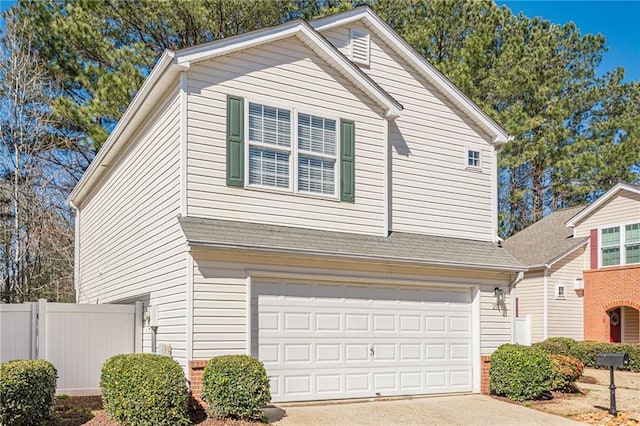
[340,119,355,202]
[226,95,244,187]
[225,96,355,201]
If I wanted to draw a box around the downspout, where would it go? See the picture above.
[383,118,390,236]
[543,265,550,340]
[69,201,80,303]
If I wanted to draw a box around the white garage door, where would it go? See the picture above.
[253,280,473,402]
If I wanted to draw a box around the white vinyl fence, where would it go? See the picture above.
[514,314,532,346]
[0,299,143,395]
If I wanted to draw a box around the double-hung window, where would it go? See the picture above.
[248,103,291,189]
[246,102,338,196]
[601,226,621,267]
[626,223,640,264]
[600,223,640,267]
[297,113,336,195]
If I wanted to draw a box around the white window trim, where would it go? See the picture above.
[293,109,340,199]
[465,147,482,171]
[243,97,341,200]
[555,283,567,299]
[245,98,293,192]
[598,220,640,268]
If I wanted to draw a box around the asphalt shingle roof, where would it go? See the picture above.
[503,206,588,267]
[178,216,524,271]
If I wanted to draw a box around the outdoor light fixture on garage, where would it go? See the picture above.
[494,287,505,303]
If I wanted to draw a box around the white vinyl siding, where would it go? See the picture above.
[513,272,545,343]
[547,247,586,341]
[191,251,512,362]
[77,87,187,367]
[623,306,640,344]
[186,36,386,235]
[321,24,495,241]
[574,190,640,238]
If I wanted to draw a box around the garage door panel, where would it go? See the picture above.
[255,280,473,402]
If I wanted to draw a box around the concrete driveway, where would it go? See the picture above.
[265,394,582,425]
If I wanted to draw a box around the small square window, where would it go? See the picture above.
[467,149,481,168]
[555,284,566,299]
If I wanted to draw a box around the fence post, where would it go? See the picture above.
[37,299,47,360]
[134,301,144,353]
[30,302,38,359]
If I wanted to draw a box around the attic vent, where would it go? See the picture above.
[349,28,370,65]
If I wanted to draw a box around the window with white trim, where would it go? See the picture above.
[246,102,338,196]
[555,284,566,299]
[248,103,291,189]
[600,223,640,267]
[297,113,336,195]
[467,149,481,168]
[626,223,640,264]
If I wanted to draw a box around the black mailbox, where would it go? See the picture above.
[596,352,630,367]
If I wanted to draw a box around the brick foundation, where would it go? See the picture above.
[583,264,640,341]
[190,356,494,398]
[481,355,491,394]
[189,360,207,401]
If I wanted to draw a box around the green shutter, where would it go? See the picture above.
[226,95,244,187]
[340,119,355,202]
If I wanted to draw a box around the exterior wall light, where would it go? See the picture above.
[494,287,505,303]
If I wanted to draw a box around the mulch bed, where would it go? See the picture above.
[51,396,261,426]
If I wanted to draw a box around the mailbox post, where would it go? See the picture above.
[595,353,630,416]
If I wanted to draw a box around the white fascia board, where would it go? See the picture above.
[545,238,590,268]
[67,50,182,207]
[566,182,640,228]
[175,20,402,118]
[311,6,510,144]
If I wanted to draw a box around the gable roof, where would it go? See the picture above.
[68,15,402,207]
[503,206,588,268]
[179,216,524,272]
[566,182,640,228]
[310,5,510,146]
[175,19,402,118]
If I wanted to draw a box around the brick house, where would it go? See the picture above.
[505,182,640,344]
[567,183,640,342]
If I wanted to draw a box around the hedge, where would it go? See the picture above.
[490,344,553,401]
[100,354,189,426]
[0,359,57,426]
[532,337,577,356]
[534,338,640,372]
[202,355,271,421]
[550,354,584,392]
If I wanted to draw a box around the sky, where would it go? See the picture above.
[497,1,640,82]
[0,0,638,81]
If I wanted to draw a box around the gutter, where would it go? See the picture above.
[186,240,526,273]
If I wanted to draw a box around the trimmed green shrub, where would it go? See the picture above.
[490,344,553,401]
[100,353,189,426]
[550,354,584,392]
[0,359,57,426]
[534,339,640,373]
[570,341,612,368]
[616,344,640,372]
[202,355,270,421]
[533,337,577,356]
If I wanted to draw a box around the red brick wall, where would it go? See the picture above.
[481,355,491,394]
[189,360,207,400]
[584,264,640,341]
